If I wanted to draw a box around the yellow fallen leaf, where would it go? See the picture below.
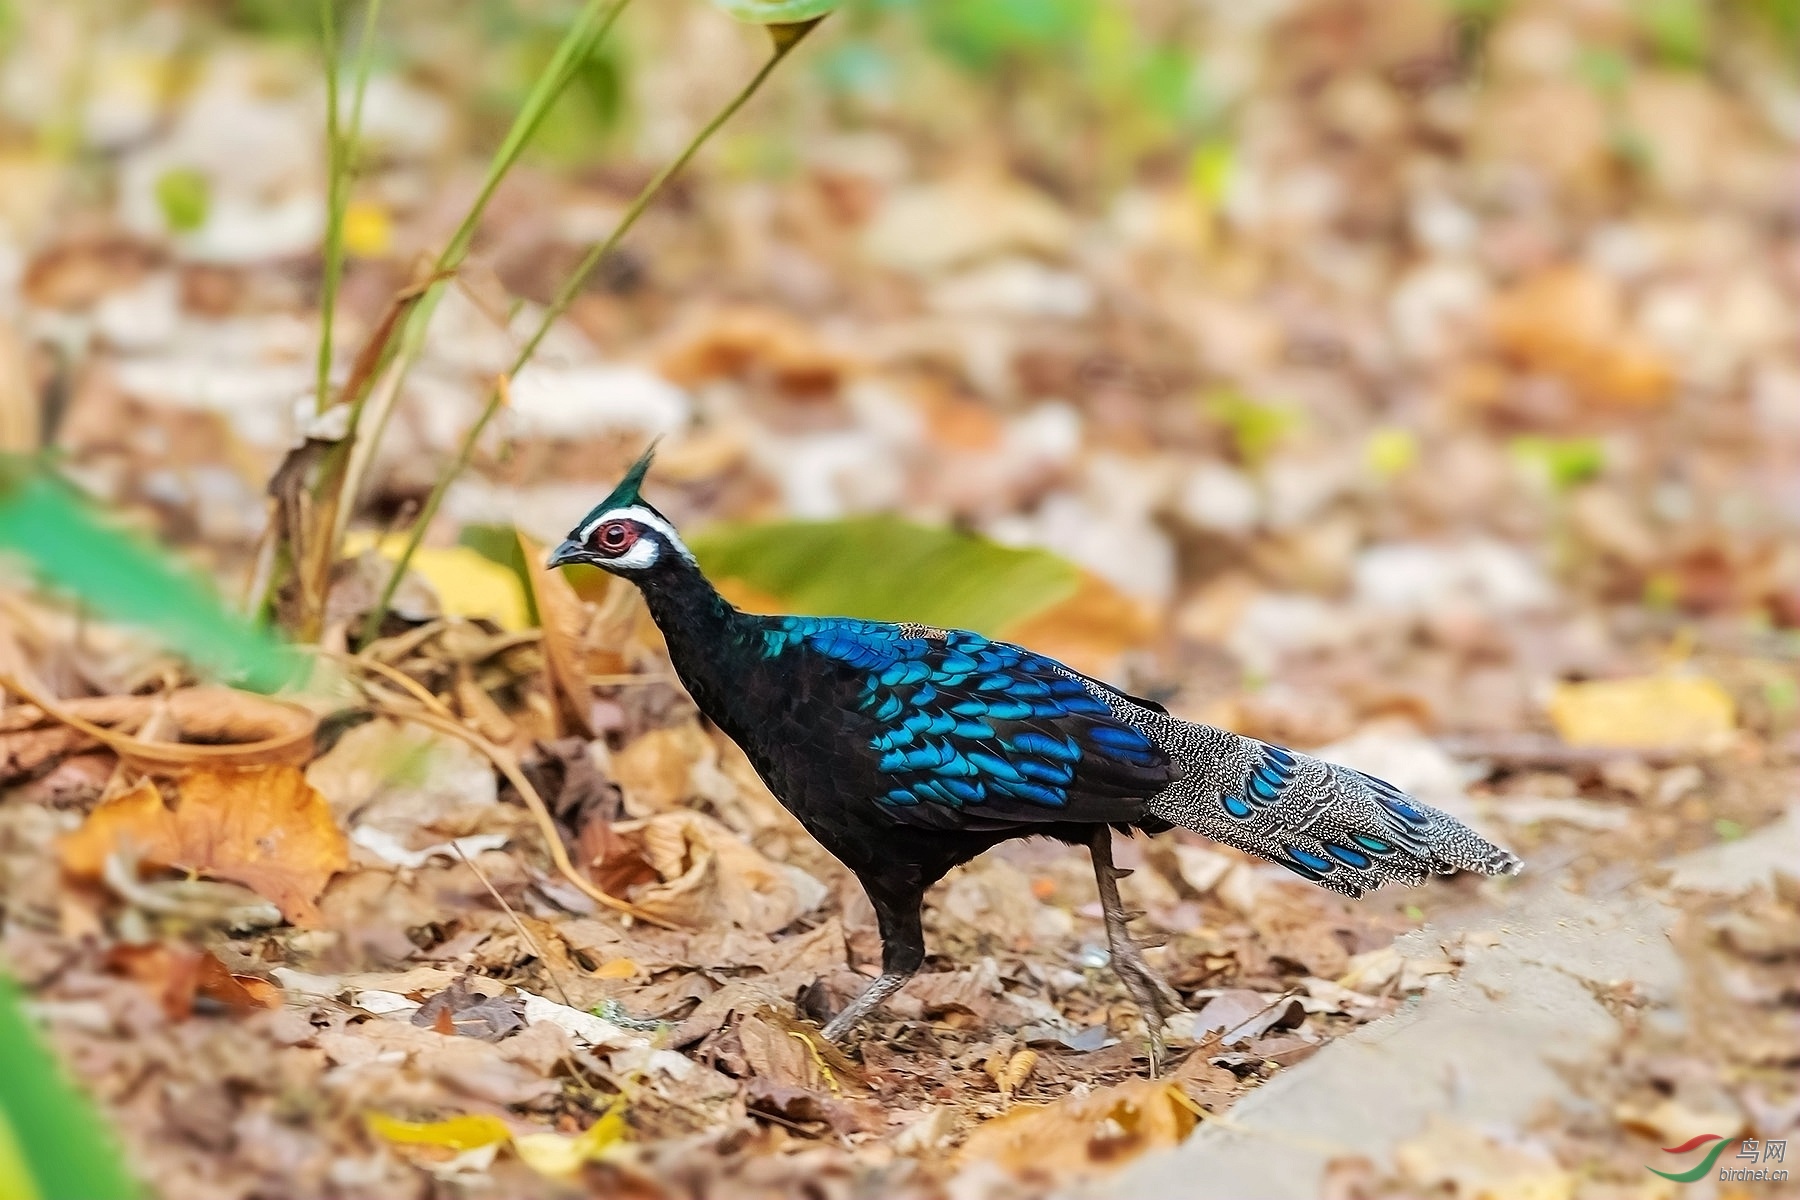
[512,1106,627,1177]
[1365,427,1419,477]
[1548,676,1735,750]
[365,1112,511,1153]
[342,200,393,258]
[59,767,349,926]
[958,1077,1198,1175]
[591,958,639,980]
[343,532,529,630]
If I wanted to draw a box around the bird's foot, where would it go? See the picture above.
[1109,948,1178,1076]
[819,970,913,1043]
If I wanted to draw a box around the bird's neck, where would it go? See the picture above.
[631,557,769,734]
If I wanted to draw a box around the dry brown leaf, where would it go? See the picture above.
[991,1049,1038,1098]
[612,723,708,816]
[516,531,595,738]
[1487,267,1672,408]
[60,767,350,925]
[958,1077,1199,1175]
[106,944,281,1020]
[578,816,661,895]
[908,959,1002,1021]
[657,305,857,397]
[614,810,818,932]
[2,683,318,769]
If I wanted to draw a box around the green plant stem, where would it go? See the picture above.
[315,0,341,414]
[315,0,386,416]
[288,0,628,639]
[358,25,818,647]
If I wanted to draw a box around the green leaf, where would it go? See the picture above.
[1509,436,1605,492]
[710,0,840,24]
[1639,0,1709,67]
[1205,390,1299,467]
[0,458,298,692]
[153,167,210,234]
[0,973,138,1200]
[917,0,1094,70]
[688,515,1080,635]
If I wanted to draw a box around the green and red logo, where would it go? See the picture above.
[1648,1133,1789,1183]
[1649,1135,1734,1183]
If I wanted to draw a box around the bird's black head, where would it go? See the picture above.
[547,445,694,577]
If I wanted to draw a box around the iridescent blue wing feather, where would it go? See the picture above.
[762,618,1175,831]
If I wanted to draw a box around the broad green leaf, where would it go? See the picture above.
[688,515,1080,635]
[0,458,297,692]
[710,0,840,24]
[0,974,137,1200]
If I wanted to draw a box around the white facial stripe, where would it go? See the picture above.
[576,504,695,565]
[607,537,661,571]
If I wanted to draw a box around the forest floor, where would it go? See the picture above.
[2,1,1799,1197]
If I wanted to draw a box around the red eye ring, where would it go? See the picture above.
[592,520,637,554]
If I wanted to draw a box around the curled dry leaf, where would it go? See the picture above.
[2,682,317,769]
[59,767,350,925]
[615,809,823,933]
[957,1077,1200,1176]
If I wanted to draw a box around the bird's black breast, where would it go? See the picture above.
[696,618,1175,860]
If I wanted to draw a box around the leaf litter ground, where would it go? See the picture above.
[4,0,1800,1196]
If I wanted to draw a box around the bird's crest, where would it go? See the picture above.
[577,441,659,530]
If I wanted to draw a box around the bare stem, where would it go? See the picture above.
[288,0,628,639]
[358,26,818,646]
[314,0,341,415]
[315,0,386,416]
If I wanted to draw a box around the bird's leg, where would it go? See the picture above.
[821,971,913,1042]
[1089,826,1184,1073]
[820,882,925,1044]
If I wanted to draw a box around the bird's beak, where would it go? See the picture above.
[546,538,586,569]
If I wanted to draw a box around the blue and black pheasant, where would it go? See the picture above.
[551,449,1521,1053]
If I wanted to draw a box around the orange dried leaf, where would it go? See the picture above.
[104,943,202,1021]
[958,1077,1199,1176]
[59,767,349,925]
[1487,267,1672,408]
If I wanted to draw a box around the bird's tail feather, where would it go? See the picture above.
[1142,727,1521,899]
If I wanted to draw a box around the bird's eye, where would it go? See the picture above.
[593,520,636,553]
